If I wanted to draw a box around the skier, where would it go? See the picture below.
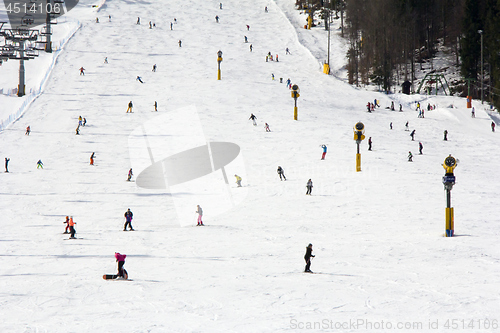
[215,15,219,23]
[154,101,158,111]
[405,121,409,131]
[306,179,313,195]
[443,130,448,141]
[264,123,271,132]
[277,166,286,181]
[104,57,108,64]
[136,76,144,83]
[286,78,291,87]
[390,101,395,111]
[266,55,268,62]
[418,110,422,118]
[244,36,248,43]
[416,102,421,111]
[249,44,253,52]
[37,160,43,169]
[170,22,173,30]
[304,243,315,273]
[410,129,415,141]
[408,151,413,162]
[124,208,134,231]
[390,122,393,130]
[68,216,76,239]
[196,205,204,226]
[220,3,222,9]
[320,144,327,160]
[63,216,70,234]
[178,40,182,47]
[419,142,423,154]
[249,113,257,126]
[79,67,85,75]
[90,152,95,165]
[149,21,152,29]
[366,102,371,112]
[136,17,140,25]
[265,6,268,12]
[108,15,111,22]
[127,101,133,113]
[78,116,82,126]
[5,157,9,172]
[115,252,127,278]
[492,122,496,132]
[471,107,475,118]
[152,64,157,72]
[276,54,279,62]
[235,174,242,187]
[271,73,274,80]
[421,109,425,118]
[368,137,372,151]
[285,47,290,55]
[96,17,99,23]
[246,24,250,30]
[127,168,133,181]
[76,125,80,135]
[83,118,86,126]
[25,126,30,135]
[399,104,403,112]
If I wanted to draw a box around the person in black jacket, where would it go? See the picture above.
[304,243,315,273]
[277,166,286,181]
[124,209,134,231]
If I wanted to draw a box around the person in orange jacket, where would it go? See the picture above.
[69,216,76,239]
[90,152,95,165]
[63,216,70,234]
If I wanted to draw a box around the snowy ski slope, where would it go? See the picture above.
[1,0,499,332]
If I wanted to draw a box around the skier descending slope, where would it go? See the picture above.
[304,243,315,273]
[124,209,134,231]
[249,113,257,126]
[277,166,286,181]
[320,144,327,159]
[196,205,204,226]
[306,179,313,195]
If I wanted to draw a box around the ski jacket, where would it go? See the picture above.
[115,253,126,262]
[124,210,133,221]
[277,167,284,174]
[235,175,242,181]
[196,206,203,216]
[304,247,314,260]
[307,180,313,188]
[321,145,327,153]
[69,218,75,227]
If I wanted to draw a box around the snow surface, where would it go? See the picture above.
[1,0,500,332]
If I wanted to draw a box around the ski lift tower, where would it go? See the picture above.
[0,22,40,97]
[42,0,66,53]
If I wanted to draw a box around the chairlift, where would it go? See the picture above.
[21,14,35,26]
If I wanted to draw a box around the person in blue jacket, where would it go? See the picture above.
[320,145,327,160]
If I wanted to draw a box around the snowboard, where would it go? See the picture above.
[103,269,128,280]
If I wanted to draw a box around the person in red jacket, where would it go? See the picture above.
[492,122,496,132]
[114,252,127,278]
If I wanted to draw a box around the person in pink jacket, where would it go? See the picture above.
[115,252,127,278]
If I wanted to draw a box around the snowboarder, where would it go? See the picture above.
[368,137,372,151]
[410,129,415,141]
[235,174,242,187]
[443,130,448,141]
[249,113,257,126]
[37,160,43,169]
[178,40,182,47]
[79,67,85,75]
[277,166,286,181]
[408,151,413,162]
[136,76,144,83]
[249,44,253,52]
[25,126,31,135]
[115,252,127,278]
[124,209,134,231]
[90,152,95,165]
[196,205,204,226]
[68,216,76,239]
[492,122,496,132]
[320,144,327,160]
[304,243,315,273]
[127,101,133,113]
[136,17,140,25]
[405,121,409,131]
[390,122,393,130]
[215,15,219,23]
[63,216,70,234]
[154,101,158,111]
[264,123,271,132]
[5,157,9,172]
[285,47,290,55]
[127,168,133,181]
[471,107,475,118]
[152,64,157,72]
[306,179,313,195]
[419,142,423,154]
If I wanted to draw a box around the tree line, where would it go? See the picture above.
[295,0,500,109]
